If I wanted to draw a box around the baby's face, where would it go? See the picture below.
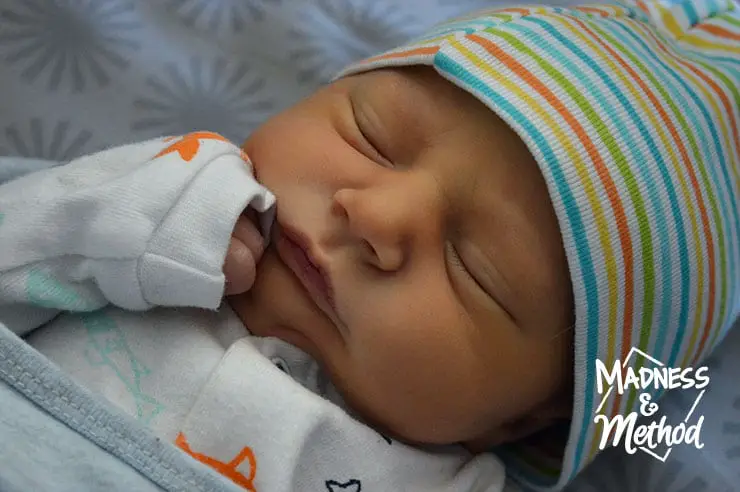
[231,67,574,448]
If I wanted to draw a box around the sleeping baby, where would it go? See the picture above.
[1,1,738,491]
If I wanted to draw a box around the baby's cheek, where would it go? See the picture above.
[346,314,482,443]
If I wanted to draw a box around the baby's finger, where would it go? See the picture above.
[232,213,265,262]
[223,237,257,296]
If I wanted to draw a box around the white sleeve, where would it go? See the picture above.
[0,133,275,336]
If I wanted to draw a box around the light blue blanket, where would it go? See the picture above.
[0,323,244,492]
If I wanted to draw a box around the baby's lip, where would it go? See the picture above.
[275,222,342,326]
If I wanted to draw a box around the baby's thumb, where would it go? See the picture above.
[224,214,265,295]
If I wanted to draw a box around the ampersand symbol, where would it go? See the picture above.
[639,393,658,417]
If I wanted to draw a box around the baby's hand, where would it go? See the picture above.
[223,211,264,296]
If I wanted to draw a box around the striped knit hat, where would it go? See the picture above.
[338,0,740,489]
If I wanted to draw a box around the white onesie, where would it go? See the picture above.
[0,133,505,492]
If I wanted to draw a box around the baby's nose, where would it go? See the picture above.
[332,188,406,271]
[331,175,443,272]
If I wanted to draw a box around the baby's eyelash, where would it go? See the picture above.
[448,242,515,321]
[447,242,494,301]
[357,124,383,159]
[446,242,470,278]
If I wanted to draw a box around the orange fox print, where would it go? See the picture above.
[155,131,250,163]
[175,432,257,491]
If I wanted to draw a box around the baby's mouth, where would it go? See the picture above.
[274,223,342,326]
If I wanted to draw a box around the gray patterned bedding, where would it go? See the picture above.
[0,1,738,490]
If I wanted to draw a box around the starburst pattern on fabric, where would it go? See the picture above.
[0,0,141,92]
[132,57,273,143]
[723,397,740,467]
[0,119,94,161]
[287,0,420,84]
[166,0,281,31]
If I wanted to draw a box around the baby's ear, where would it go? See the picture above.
[507,390,573,440]
[464,393,572,452]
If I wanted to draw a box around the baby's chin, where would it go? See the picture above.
[226,267,323,361]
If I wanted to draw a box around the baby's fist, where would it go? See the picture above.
[223,212,264,296]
